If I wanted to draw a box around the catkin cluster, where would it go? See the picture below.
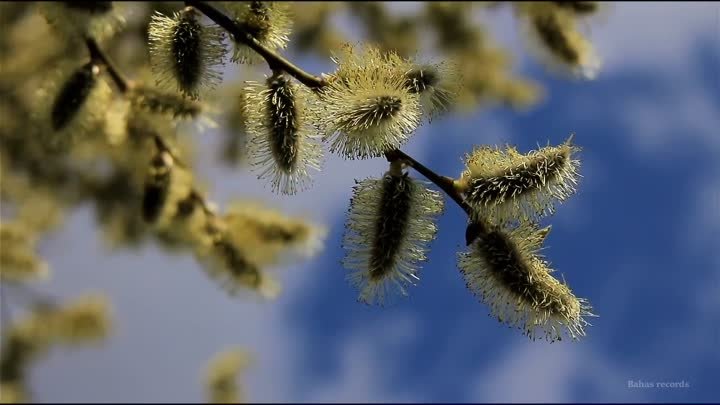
[0,6,608,402]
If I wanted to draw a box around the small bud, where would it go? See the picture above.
[457,136,581,224]
[142,150,174,224]
[458,222,594,342]
[140,147,193,227]
[343,171,444,305]
[244,74,323,194]
[51,62,100,132]
[148,8,227,99]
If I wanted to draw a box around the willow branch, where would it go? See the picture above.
[85,38,220,228]
[185,0,327,88]
[85,37,131,93]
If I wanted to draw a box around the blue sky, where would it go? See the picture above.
[16,2,720,403]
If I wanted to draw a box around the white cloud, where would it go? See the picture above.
[591,2,719,76]
[468,342,631,403]
[303,315,421,403]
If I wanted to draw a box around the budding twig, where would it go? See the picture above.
[184,1,327,88]
[187,1,476,219]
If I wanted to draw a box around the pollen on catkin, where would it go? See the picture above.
[220,1,293,63]
[458,221,593,342]
[343,170,444,305]
[456,136,580,225]
[33,61,113,150]
[38,2,126,43]
[204,348,252,404]
[318,45,422,159]
[518,5,601,79]
[243,74,323,194]
[148,8,227,99]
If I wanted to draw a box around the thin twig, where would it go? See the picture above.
[85,37,132,93]
[385,149,473,216]
[184,0,327,88]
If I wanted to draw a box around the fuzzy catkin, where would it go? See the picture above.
[458,221,593,342]
[344,172,444,305]
[457,137,580,224]
[148,8,226,99]
[244,74,323,194]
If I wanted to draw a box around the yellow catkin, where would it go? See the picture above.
[458,221,593,342]
[204,348,252,404]
[457,136,580,224]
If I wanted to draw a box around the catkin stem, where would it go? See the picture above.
[384,150,473,216]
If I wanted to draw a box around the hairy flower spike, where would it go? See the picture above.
[148,8,227,99]
[204,348,252,404]
[457,136,581,224]
[343,171,444,305]
[221,1,293,63]
[319,45,422,159]
[458,221,593,342]
[244,74,323,194]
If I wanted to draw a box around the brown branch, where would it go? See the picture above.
[185,0,327,88]
[85,37,131,93]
